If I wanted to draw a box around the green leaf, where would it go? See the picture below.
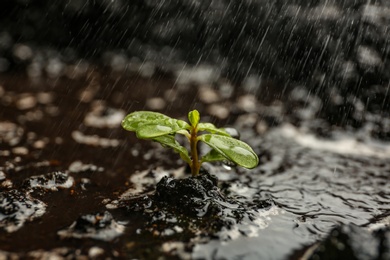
[201,149,228,163]
[136,124,177,138]
[188,110,200,127]
[198,123,230,136]
[122,111,169,131]
[122,111,190,132]
[198,134,259,169]
[152,135,191,164]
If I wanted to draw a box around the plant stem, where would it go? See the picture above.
[190,126,200,176]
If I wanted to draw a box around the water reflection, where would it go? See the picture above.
[195,124,390,259]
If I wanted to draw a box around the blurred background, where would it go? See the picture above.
[0,0,389,139]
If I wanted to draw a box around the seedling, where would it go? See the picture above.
[121,110,259,176]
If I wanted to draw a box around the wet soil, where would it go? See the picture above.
[0,70,389,259]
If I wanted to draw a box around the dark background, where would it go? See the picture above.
[1,0,389,138]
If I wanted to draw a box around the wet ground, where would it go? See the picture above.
[0,68,389,259]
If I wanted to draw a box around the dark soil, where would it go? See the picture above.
[0,69,389,259]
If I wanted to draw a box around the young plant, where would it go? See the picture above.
[121,110,259,176]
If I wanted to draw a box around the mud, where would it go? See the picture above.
[57,211,125,242]
[0,69,389,259]
[0,189,46,233]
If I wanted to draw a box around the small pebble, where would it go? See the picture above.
[12,147,28,155]
[68,160,103,173]
[88,247,104,258]
[16,94,37,110]
[198,85,220,104]
[146,97,166,110]
[13,44,33,61]
[84,103,125,128]
[0,150,10,156]
[33,140,46,149]
[236,94,258,112]
[72,131,120,147]
[173,226,183,233]
[207,104,230,119]
[1,179,13,188]
[0,170,5,180]
[1,122,23,146]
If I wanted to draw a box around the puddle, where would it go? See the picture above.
[192,212,308,260]
[279,124,390,158]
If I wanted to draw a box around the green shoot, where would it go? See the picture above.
[121,110,259,176]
